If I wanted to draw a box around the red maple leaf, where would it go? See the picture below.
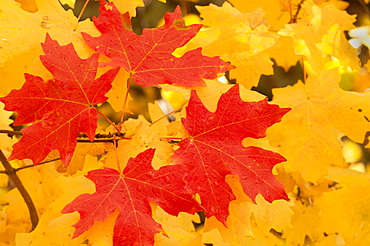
[62,149,203,245]
[82,0,233,87]
[0,34,119,166]
[172,84,290,224]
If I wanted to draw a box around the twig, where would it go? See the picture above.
[120,77,132,126]
[0,150,39,231]
[0,130,23,136]
[74,0,90,31]
[150,106,183,127]
[0,158,61,174]
[96,110,122,134]
[290,0,305,23]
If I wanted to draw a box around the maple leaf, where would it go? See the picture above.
[82,0,233,87]
[228,0,301,30]
[267,69,370,182]
[0,0,96,66]
[315,168,370,245]
[109,0,144,17]
[0,0,100,96]
[278,1,359,74]
[172,84,290,224]
[62,149,203,246]
[182,2,277,89]
[0,34,119,166]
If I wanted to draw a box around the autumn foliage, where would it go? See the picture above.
[1,0,370,245]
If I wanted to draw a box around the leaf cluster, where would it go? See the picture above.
[1,0,370,245]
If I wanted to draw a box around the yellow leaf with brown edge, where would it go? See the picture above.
[268,69,370,182]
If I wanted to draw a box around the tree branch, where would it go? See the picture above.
[0,158,61,174]
[290,0,305,23]
[0,150,39,231]
[0,130,23,136]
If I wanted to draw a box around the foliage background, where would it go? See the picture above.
[1,0,370,245]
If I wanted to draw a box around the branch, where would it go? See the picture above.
[0,150,39,231]
[0,130,23,136]
[0,130,127,141]
[290,0,305,23]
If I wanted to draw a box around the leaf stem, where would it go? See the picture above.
[301,56,307,83]
[74,0,90,31]
[0,130,23,136]
[0,135,182,174]
[160,137,183,140]
[120,77,132,126]
[96,110,122,133]
[289,0,305,23]
[0,150,39,231]
[0,158,61,174]
[112,136,122,173]
[150,106,183,127]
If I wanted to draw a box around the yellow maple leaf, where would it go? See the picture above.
[229,0,349,30]
[0,0,99,95]
[161,78,265,113]
[14,156,104,245]
[201,174,292,246]
[63,143,114,175]
[109,0,144,17]
[315,167,370,245]
[268,36,301,72]
[153,205,203,246]
[267,69,370,182]
[203,201,254,245]
[278,1,359,74]
[105,119,173,171]
[282,201,322,245]
[202,199,286,246]
[15,0,38,12]
[59,0,76,8]
[105,68,133,114]
[184,2,277,89]
[229,0,301,30]
[252,194,293,236]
